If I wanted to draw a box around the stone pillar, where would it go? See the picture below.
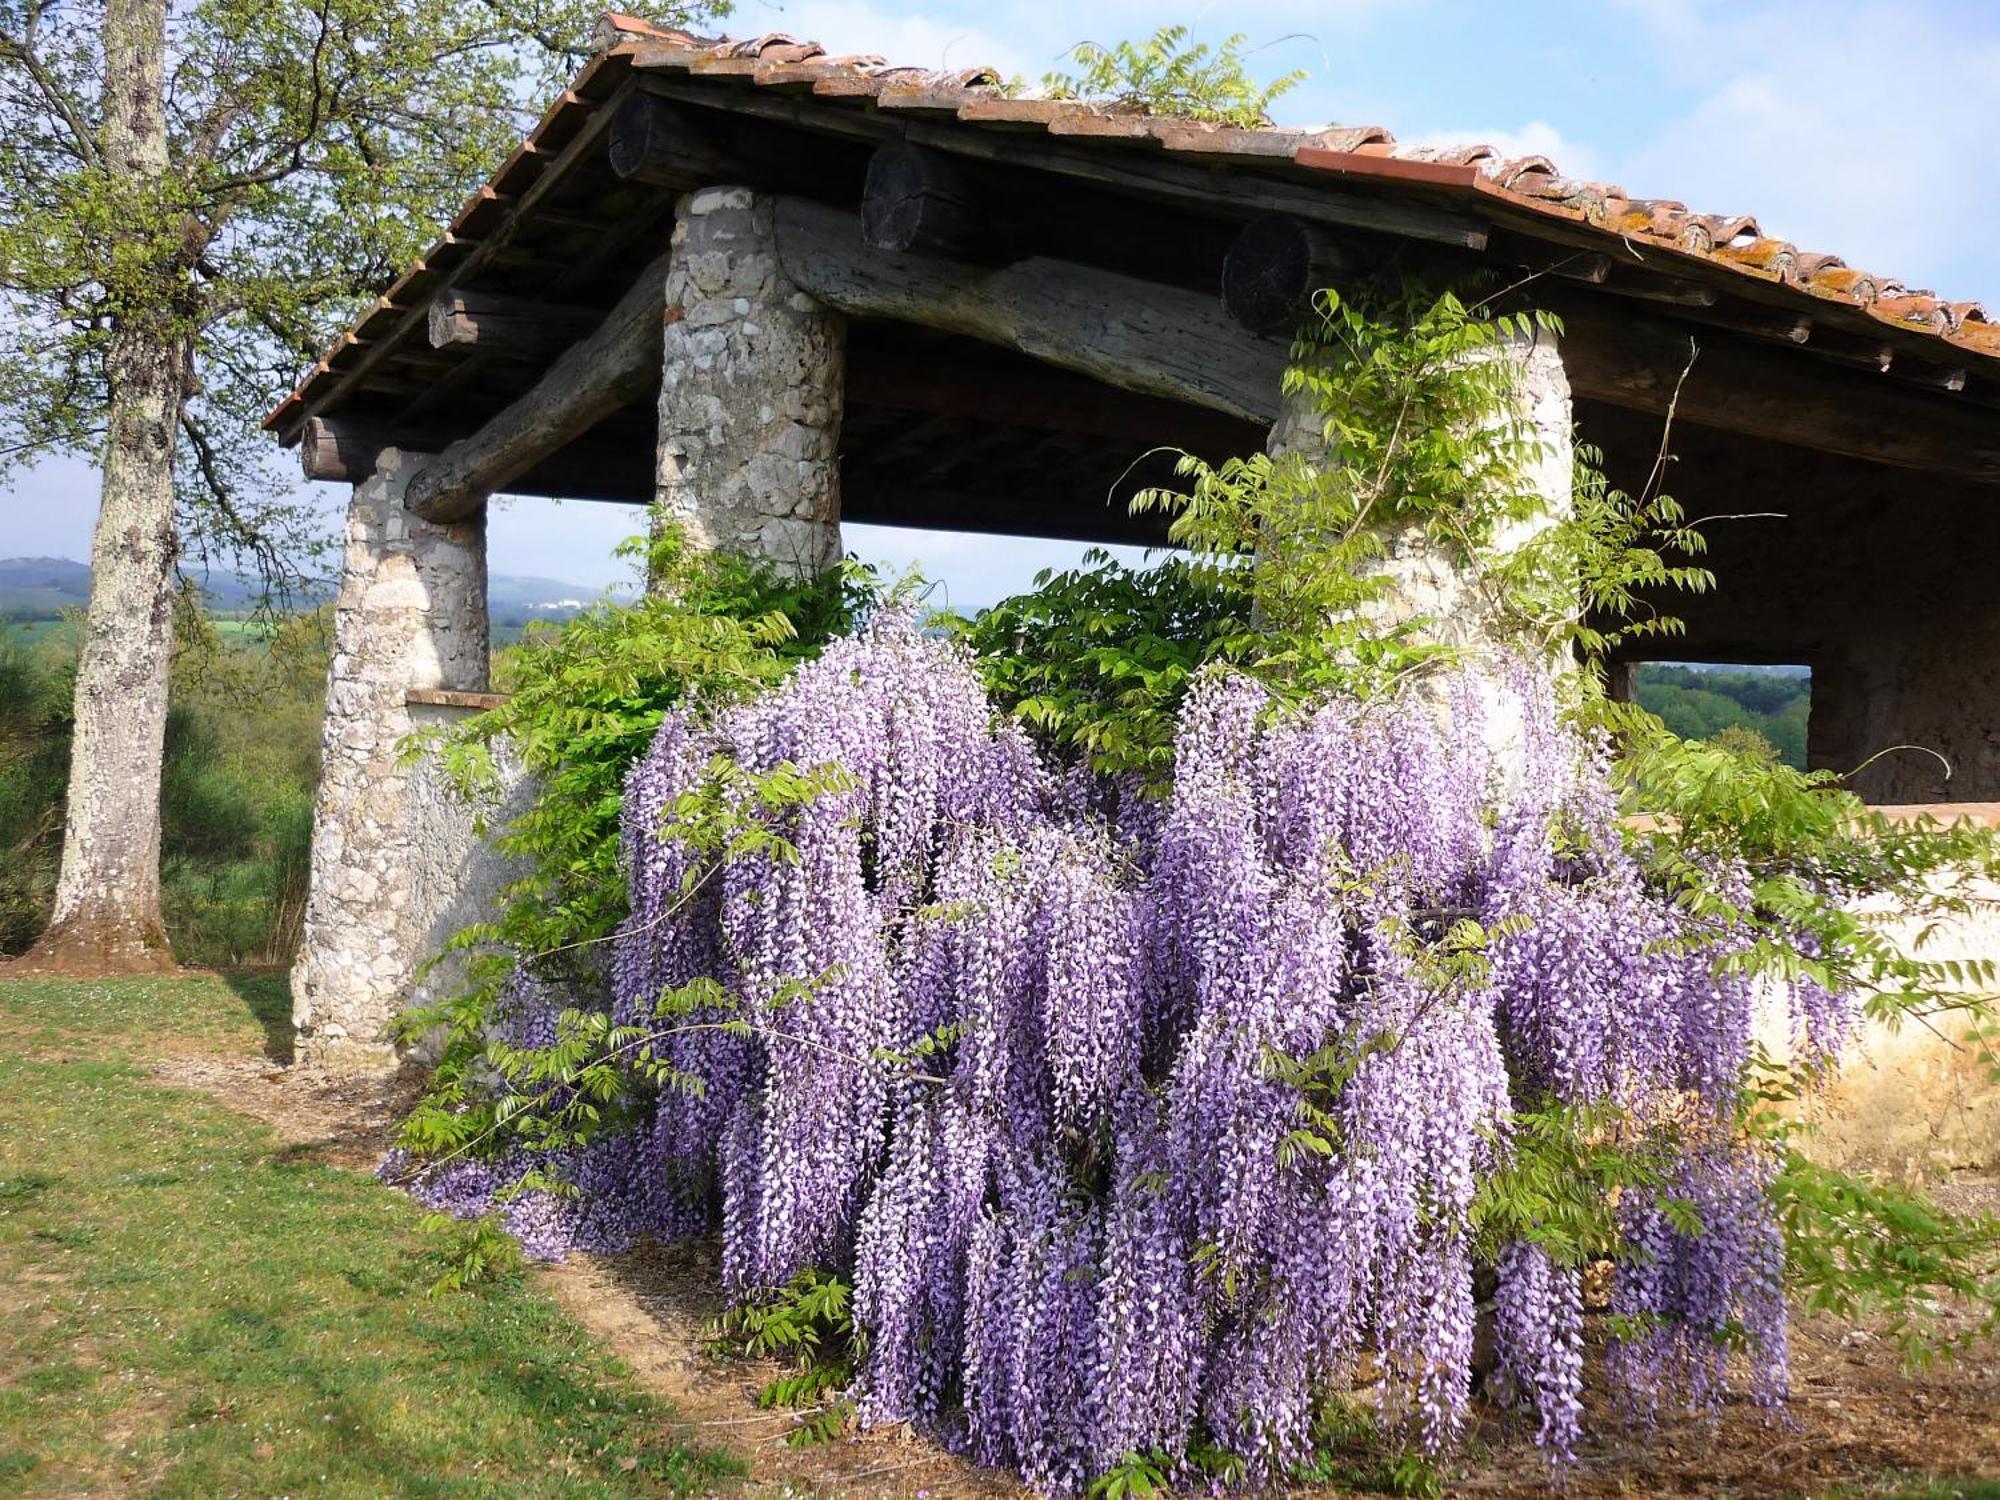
[655,185,845,577]
[1267,325,1574,751]
[291,451,492,1072]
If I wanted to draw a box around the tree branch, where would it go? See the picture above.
[0,3,102,168]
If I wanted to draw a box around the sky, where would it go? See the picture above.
[6,0,1998,609]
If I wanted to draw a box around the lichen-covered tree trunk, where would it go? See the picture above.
[27,0,181,973]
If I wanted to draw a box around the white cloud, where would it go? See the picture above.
[725,0,1040,80]
[1402,120,1600,181]
[1607,1,2000,295]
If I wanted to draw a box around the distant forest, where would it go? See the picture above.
[1633,664,1809,769]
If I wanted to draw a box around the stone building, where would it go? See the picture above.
[266,14,2000,1078]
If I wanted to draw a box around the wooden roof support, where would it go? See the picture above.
[427,289,609,355]
[399,250,673,520]
[773,196,1290,424]
[1553,302,2000,482]
[302,414,654,499]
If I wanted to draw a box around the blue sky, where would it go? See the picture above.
[6,0,1997,608]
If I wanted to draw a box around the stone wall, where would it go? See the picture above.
[291,453,501,1072]
[655,185,845,576]
[1582,401,2000,802]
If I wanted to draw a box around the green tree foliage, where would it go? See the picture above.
[0,610,325,962]
[0,0,720,570]
[1636,664,1809,768]
[1042,25,1304,127]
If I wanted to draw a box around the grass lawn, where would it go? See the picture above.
[0,972,738,1498]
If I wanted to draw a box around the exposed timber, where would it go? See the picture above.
[399,251,673,520]
[1220,214,1351,333]
[301,414,653,500]
[606,90,740,187]
[427,289,607,354]
[772,197,1289,424]
[860,142,994,260]
[1551,302,2000,483]
[634,74,1491,253]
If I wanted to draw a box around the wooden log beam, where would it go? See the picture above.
[785,196,2000,479]
[303,415,654,500]
[773,196,1289,425]
[606,90,740,187]
[634,74,1490,253]
[427,289,608,355]
[1220,214,1351,333]
[861,142,994,260]
[1554,302,2000,483]
[302,416,429,483]
[400,251,674,520]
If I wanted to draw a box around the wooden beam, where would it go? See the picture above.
[427,289,607,354]
[1554,303,2000,483]
[302,416,434,482]
[400,252,673,520]
[772,196,1289,425]
[1220,214,1350,333]
[785,196,2000,480]
[861,142,992,260]
[606,91,739,187]
[635,74,1491,253]
[302,415,654,500]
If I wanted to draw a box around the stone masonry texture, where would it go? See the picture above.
[291,452,499,1073]
[656,186,845,577]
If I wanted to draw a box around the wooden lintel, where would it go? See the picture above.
[303,414,655,501]
[772,197,1289,425]
[399,251,672,520]
[1554,302,2000,483]
[427,289,606,354]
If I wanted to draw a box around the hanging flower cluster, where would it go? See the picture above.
[404,611,1850,1489]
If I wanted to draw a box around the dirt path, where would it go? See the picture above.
[156,1044,1998,1499]
[146,1048,1017,1496]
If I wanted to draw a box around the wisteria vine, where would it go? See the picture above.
[394,611,1857,1489]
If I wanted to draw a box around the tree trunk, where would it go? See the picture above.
[25,0,181,973]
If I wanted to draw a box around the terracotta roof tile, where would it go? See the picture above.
[267,12,2000,432]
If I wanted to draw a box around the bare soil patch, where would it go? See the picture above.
[543,1240,1019,1498]
[143,1051,421,1172]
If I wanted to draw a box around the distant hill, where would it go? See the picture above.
[0,557,627,626]
[0,557,93,616]
[1633,663,1810,768]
